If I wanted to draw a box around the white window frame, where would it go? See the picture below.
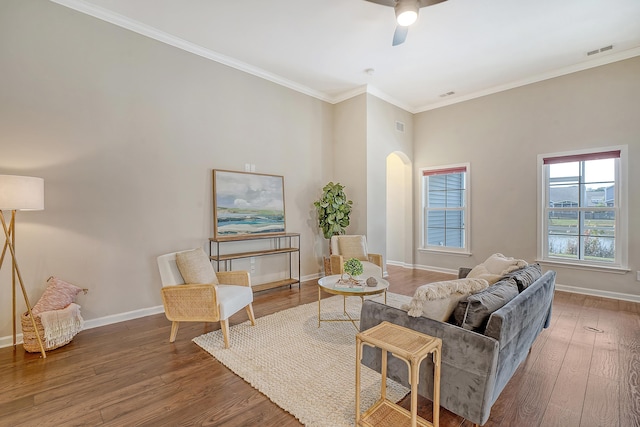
[537,145,628,272]
[419,163,471,255]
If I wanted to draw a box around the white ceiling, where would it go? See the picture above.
[52,0,640,113]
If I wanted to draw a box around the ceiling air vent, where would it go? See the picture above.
[395,121,405,133]
[439,91,455,98]
[587,45,613,56]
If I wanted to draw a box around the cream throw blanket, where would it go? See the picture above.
[402,278,489,319]
[38,303,84,348]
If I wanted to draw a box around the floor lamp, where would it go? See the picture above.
[0,175,46,358]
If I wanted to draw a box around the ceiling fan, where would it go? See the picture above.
[365,0,448,46]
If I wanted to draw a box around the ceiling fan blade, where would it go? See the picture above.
[392,26,409,46]
[417,0,447,7]
[364,0,396,6]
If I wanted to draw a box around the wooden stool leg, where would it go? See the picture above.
[433,348,441,427]
[355,338,362,425]
[380,349,387,400]
[410,360,418,427]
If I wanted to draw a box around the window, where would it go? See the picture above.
[539,147,627,269]
[421,164,470,253]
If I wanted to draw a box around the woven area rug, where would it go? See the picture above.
[193,292,412,427]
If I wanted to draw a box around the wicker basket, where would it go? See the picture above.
[21,311,72,353]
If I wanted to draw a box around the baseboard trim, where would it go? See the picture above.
[0,305,166,349]
[401,262,458,276]
[399,263,640,303]
[4,271,633,349]
[555,283,640,303]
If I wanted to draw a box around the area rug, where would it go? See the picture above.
[193,292,412,427]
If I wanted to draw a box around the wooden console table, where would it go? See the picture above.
[209,233,300,292]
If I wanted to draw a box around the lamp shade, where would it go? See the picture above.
[0,175,44,211]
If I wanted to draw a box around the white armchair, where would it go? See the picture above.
[329,235,384,278]
[157,249,256,348]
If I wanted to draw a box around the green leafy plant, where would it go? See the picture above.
[314,182,353,240]
[344,258,363,277]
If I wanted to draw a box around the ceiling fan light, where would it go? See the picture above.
[395,1,418,26]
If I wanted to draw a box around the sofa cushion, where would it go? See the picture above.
[467,253,527,284]
[455,278,519,332]
[337,235,368,261]
[403,278,489,321]
[504,263,542,292]
[176,248,219,284]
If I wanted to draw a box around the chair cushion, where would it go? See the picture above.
[361,261,383,279]
[337,235,368,261]
[175,248,219,284]
[217,285,253,320]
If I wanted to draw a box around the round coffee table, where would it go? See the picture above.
[317,275,389,329]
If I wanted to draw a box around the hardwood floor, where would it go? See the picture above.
[1,265,638,426]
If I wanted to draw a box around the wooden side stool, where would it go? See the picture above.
[356,321,442,427]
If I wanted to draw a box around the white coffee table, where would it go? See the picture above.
[317,275,389,329]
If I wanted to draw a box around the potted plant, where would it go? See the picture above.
[314,182,353,274]
[343,258,364,283]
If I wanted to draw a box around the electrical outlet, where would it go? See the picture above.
[637,271,640,281]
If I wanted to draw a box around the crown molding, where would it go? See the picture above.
[413,46,640,113]
[49,0,333,103]
[48,1,640,115]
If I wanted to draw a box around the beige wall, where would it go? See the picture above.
[0,0,333,338]
[332,94,368,243]
[366,95,414,266]
[2,0,638,343]
[413,57,640,297]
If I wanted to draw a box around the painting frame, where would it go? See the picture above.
[212,169,286,240]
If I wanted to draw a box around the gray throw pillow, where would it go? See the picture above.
[504,263,542,292]
[458,278,519,332]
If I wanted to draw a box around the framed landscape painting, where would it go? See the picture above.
[212,170,286,239]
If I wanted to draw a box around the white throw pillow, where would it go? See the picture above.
[175,248,219,284]
[482,253,527,274]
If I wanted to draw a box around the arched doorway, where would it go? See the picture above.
[386,151,412,267]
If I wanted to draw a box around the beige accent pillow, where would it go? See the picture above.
[468,253,527,284]
[337,236,368,261]
[415,293,468,322]
[175,248,219,284]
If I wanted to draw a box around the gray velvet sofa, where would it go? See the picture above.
[359,268,556,426]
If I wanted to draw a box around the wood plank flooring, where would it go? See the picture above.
[0,265,638,426]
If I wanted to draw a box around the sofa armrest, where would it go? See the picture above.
[458,267,472,279]
[329,254,344,275]
[367,253,383,269]
[216,271,251,287]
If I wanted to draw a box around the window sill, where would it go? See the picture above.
[537,259,630,275]
[418,248,472,257]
